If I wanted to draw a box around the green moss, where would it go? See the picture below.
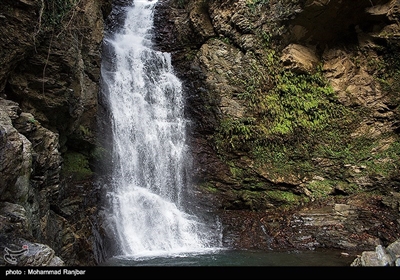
[307,180,334,199]
[314,130,370,163]
[246,0,301,25]
[200,182,219,193]
[252,143,310,180]
[212,14,400,205]
[307,180,360,199]
[231,189,308,210]
[90,145,107,162]
[216,57,355,185]
[265,70,346,135]
[229,164,244,178]
[265,190,307,206]
[218,50,351,152]
[215,117,256,151]
[314,130,400,179]
[184,48,197,61]
[62,151,93,181]
[364,138,400,178]
[27,117,39,125]
[376,43,400,128]
[79,125,92,137]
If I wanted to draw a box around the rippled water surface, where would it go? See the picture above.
[101,249,355,266]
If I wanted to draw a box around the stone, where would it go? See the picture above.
[281,44,319,74]
[386,239,400,258]
[361,251,381,266]
[0,99,24,197]
[351,239,400,266]
[189,0,216,40]
[18,242,64,266]
[334,204,355,216]
[375,244,395,266]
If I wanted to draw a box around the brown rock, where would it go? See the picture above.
[281,44,319,74]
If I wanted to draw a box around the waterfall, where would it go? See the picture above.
[99,0,219,259]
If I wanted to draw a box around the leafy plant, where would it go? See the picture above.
[215,117,256,150]
[62,151,93,181]
[265,70,345,135]
[42,0,79,28]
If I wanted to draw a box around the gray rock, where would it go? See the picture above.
[361,251,381,266]
[386,239,400,257]
[375,244,395,266]
[0,201,64,266]
[19,242,64,266]
[351,239,400,266]
[3,241,64,266]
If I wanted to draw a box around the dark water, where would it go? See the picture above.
[101,248,355,267]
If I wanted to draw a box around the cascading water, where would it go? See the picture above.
[99,0,220,259]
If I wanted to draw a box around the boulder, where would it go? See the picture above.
[351,239,400,266]
[281,44,319,74]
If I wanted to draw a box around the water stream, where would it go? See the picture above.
[99,0,220,260]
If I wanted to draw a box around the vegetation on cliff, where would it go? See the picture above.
[179,0,400,210]
[155,0,400,252]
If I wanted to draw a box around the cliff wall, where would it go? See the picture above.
[154,0,400,253]
[0,0,112,266]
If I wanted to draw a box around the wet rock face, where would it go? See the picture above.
[0,0,112,266]
[0,98,66,266]
[0,100,24,197]
[219,195,400,253]
[0,202,64,266]
[5,0,108,152]
[0,0,40,93]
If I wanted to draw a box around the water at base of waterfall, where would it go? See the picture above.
[100,249,355,266]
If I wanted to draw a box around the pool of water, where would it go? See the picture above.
[101,248,355,267]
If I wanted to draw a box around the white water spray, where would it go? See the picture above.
[100,0,218,258]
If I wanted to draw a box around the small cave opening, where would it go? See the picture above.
[284,0,392,52]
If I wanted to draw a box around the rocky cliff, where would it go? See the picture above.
[1,0,400,267]
[0,0,112,266]
[154,0,400,257]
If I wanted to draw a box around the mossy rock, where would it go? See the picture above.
[61,151,93,181]
[265,190,308,207]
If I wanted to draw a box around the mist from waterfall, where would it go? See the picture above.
[99,0,221,259]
